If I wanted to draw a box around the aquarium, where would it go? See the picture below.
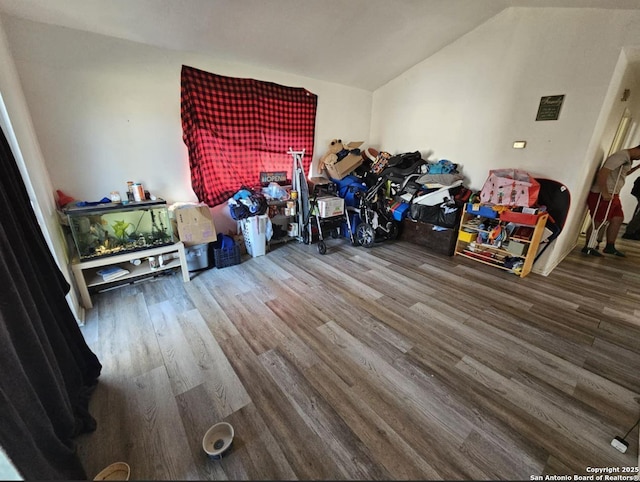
[65,199,175,260]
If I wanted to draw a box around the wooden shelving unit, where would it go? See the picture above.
[454,205,548,278]
[71,241,190,309]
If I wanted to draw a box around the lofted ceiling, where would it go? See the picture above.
[2,0,640,91]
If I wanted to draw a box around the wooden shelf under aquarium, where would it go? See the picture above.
[71,241,190,310]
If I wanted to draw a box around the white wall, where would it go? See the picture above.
[0,17,84,320]
[371,7,640,273]
[1,15,372,235]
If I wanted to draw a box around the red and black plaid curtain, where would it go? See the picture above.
[181,65,317,206]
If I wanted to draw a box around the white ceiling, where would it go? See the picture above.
[2,0,640,91]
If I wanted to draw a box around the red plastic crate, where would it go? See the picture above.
[499,210,539,226]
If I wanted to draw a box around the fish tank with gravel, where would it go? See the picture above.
[64,199,175,260]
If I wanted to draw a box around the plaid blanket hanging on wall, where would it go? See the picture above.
[181,65,317,206]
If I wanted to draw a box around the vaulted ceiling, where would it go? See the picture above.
[2,0,640,91]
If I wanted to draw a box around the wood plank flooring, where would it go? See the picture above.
[76,233,640,480]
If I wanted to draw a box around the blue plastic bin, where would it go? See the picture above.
[466,203,498,218]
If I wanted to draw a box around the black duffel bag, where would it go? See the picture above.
[409,200,461,228]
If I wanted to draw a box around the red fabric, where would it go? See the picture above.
[181,65,317,206]
[587,191,623,221]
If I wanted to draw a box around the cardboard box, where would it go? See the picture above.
[174,205,217,246]
[316,196,345,218]
[325,141,364,180]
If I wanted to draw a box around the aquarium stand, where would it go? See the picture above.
[71,241,190,309]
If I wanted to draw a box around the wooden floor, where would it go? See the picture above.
[76,232,640,480]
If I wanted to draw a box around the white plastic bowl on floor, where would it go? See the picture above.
[93,462,130,480]
[202,422,234,459]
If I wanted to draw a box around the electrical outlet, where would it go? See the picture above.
[611,436,629,453]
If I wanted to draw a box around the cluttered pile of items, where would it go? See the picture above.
[223,140,562,270]
[223,139,473,257]
[310,138,472,253]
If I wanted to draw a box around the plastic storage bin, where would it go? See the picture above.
[214,244,241,268]
[500,210,540,226]
[466,203,499,219]
[185,243,213,271]
[458,230,476,243]
[210,234,241,268]
[213,244,241,268]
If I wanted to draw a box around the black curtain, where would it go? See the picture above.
[0,125,102,479]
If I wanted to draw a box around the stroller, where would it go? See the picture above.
[354,151,427,247]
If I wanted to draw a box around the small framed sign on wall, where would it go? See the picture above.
[536,95,565,121]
